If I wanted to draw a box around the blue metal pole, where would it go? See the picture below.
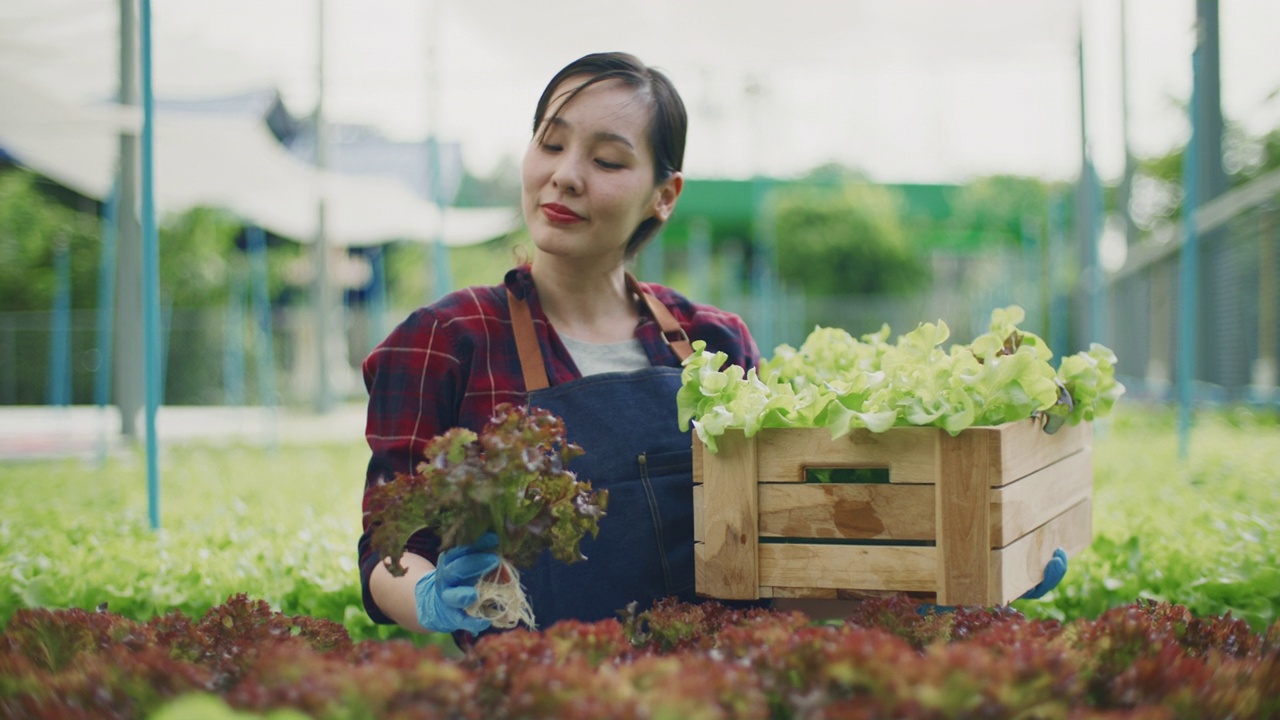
[428,136,452,300]
[224,264,246,405]
[95,183,119,463]
[640,230,665,284]
[47,236,72,407]
[1176,43,1202,460]
[247,227,277,404]
[431,236,451,299]
[722,243,744,318]
[247,226,278,448]
[1088,163,1109,346]
[368,245,388,351]
[1020,217,1041,332]
[139,0,161,530]
[160,298,172,405]
[689,217,712,304]
[1049,193,1069,357]
[751,178,776,355]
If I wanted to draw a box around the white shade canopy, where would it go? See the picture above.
[0,68,518,247]
[5,1,1279,185]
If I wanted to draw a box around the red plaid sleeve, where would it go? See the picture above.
[358,283,528,624]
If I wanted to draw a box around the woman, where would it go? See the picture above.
[358,52,758,640]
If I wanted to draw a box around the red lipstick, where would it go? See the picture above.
[541,203,584,224]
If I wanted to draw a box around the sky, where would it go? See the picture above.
[2,0,1278,184]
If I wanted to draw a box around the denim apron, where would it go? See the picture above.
[505,277,698,627]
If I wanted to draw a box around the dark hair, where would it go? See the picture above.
[532,52,687,259]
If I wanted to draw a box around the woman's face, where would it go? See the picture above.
[522,77,680,265]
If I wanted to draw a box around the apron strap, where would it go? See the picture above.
[626,274,693,362]
[506,274,695,392]
[508,288,550,392]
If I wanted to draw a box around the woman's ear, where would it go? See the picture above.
[651,172,684,223]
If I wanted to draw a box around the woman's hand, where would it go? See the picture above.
[414,532,501,634]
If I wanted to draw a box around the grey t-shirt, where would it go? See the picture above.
[559,333,651,376]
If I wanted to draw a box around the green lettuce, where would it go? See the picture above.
[680,305,1125,451]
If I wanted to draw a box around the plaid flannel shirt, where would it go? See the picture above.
[358,265,758,625]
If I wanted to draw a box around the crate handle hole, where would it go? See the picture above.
[804,467,891,484]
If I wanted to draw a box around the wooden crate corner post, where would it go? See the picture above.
[936,428,994,606]
[692,430,760,599]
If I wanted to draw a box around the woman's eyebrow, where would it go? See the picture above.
[543,116,636,150]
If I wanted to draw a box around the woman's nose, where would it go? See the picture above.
[550,155,583,195]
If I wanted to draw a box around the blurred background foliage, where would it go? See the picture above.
[0,170,101,313]
[1,112,1277,407]
[774,181,928,297]
[0,166,304,405]
[1126,123,1279,230]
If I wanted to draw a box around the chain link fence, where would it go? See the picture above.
[1105,169,1279,403]
[0,305,365,408]
[6,171,1276,410]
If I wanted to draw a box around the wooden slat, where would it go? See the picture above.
[695,430,760,599]
[758,483,935,540]
[992,420,1091,486]
[764,586,918,602]
[760,586,837,599]
[755,426,941,484]
[936,430,992,606]
[696,421,1092,487]
[989,448,1092,547]
[990,498,1093,604]
[757,543,936,592]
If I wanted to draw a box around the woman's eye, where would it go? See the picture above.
[541,143,563,153]
[595,159,624,170]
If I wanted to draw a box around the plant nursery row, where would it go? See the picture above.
[3,593,1279,719]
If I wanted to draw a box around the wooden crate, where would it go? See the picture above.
[692,419,1093,606]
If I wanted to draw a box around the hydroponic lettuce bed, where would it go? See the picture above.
[3,593,1278,719]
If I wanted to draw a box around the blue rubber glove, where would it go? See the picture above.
[414,532,501,634]
[917,547,1069,615]
[1019,547,1068,600]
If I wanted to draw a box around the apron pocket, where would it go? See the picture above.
[638,449,696,598]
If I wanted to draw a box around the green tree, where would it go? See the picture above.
[0,167,257,312]
[0,169,101,311]
[948,175,1052,248]
[774,182,927,296]
[158,207,242,307]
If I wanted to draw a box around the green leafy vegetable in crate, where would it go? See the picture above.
[678,305,1124,452]
[365,403,608,629]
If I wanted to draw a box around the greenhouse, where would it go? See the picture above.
[2,1,1278,718]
